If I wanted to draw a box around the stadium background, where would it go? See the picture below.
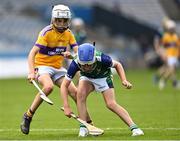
[0,0,180,78]
[0,0,180,140]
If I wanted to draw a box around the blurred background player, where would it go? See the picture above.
[65,17,87,68]
[153,18,169,85]
[65,17,88,83]
[71,17,87,45]
[20,4,92,135]
[61,43,144,137]
[154,19,180,89]
[179,36,180,64]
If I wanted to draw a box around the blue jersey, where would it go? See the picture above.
[66,51,113,79]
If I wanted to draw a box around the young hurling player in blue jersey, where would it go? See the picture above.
[61,43,144,137]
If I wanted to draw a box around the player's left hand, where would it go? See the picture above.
[122,80,132,89]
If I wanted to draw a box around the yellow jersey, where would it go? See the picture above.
[179,37,180,58]
[161,32,179,57]
[34,24,78,69]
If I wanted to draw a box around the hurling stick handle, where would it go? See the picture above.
[32,80,44,95]
[32,80,54,105]
[70,113,78,119]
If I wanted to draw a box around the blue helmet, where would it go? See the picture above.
[77,43,95,65]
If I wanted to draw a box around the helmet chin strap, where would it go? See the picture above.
[54,25,69,33]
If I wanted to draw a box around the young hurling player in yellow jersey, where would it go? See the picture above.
[158,20,180,89]
[20,4,92,135]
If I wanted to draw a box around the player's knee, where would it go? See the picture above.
[106,101,117,110]
[77,94,86,102]
[77,90,87,102]
[43,85,54,95]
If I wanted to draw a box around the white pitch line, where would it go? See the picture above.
[1,140,180,141]
[0,128,77,132]
[0,140,180,141]
[0,127,180,132]
[106,127,180,130]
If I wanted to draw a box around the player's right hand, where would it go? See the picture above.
[27,73,35,83]
[122,80,132,89]
[64,106,72,118]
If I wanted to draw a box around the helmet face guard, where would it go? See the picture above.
[52,18,70,32]
[77,43,96,65]
[79,63,97,72]
[52,4,71,32]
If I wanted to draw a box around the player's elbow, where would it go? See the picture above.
[114,61,122,69]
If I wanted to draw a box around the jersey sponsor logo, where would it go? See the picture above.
[55,48,65,54]
[36,44,66,56]
[47,47,66,56]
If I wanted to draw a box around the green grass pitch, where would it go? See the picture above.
[0,69,180,140]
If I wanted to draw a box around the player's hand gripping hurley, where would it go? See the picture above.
[32,80,53,105]
[61,107,104,136]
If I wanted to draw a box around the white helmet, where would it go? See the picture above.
[165,20,176,30]
[52,4,71,32]
[52,4,71,19]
